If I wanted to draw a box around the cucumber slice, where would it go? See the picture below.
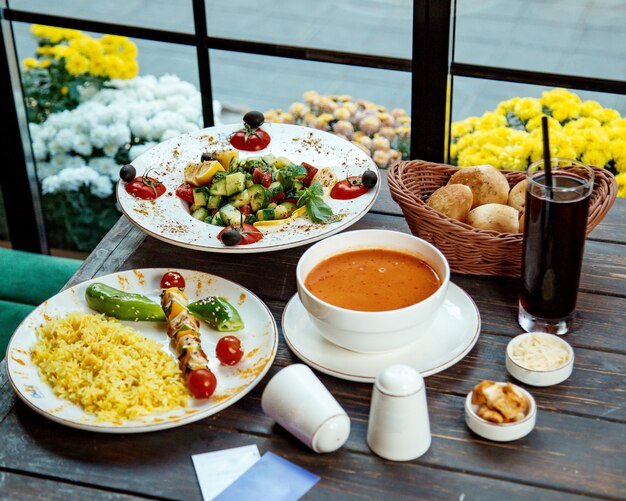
[191,207,209,221]
[219,203,242,226]
[193,187,210,206]
[229,189,251,208]
[209,178,227,196]
[268,181,283,196]
[248,184,270,212]
[225,172,246,196]
[275,201,297,220]
[210,213,224,226]
[256,208,275,221]
[207,195,223,209]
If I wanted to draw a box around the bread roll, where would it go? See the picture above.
[508,179,527,213]
[448,165,510,208]
[467,203,520,233]
[518,212,525,233]
[427,184,473,222]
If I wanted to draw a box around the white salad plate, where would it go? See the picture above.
[6,268,278,433]
[281,283,480,382]
[117,123,380,253]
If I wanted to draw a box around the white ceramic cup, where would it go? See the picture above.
[261,364,351,453]
[367,364,431,461]
[296,229,450,353]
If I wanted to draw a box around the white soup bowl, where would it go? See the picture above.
[296,229,450,353]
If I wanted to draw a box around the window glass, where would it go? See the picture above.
[454,0,626,81]
[210,49,412,168]
[449,77,626,177]
[13,21,201,252]
[206,0,412,59]
[8,0,193,33]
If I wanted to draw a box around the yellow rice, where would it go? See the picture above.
[31,312,189,421]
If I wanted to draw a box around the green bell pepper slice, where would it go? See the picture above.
[187,296,244,332]
[85,282,166,322]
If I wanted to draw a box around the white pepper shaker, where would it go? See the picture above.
[367,364,431,461]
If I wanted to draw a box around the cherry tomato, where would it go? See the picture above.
[330,176,369,200]
[301,162,319,187]
[160,271,185,289]
[125,176,166,200]
[187,368,217,399]
[218,224,263,245]
[252,167,272,188]
[175,182,194,204]
[230,128,271,151]
[216,336,244,366]
[240,204,252,215]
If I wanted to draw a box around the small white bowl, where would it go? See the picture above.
[465,383,536,442]
[295,229,450,354]
[505,332,574,387]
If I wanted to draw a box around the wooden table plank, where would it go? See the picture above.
[0,471,148,501]
[0,397,618,500]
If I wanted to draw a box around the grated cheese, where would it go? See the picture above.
[509,333,571,371]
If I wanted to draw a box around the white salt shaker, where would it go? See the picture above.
[367,364,431,461]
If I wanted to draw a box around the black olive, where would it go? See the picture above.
[200,152,214,162]
[221,229,242,246]
[243,110,264,129]
[361,169,378,189]
[119,164,136,182]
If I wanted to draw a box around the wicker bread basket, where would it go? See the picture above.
[387,160,618,277]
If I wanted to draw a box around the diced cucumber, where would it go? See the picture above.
[268,202,277,209]
[219,203,242,226]
[207,195,223,209]
[262,153,276,165]
[193,187,210,206]
[275,202,297,220]
[256,208,275,221]
[245,172,254,188]
[293,180,304,191]
[210,213,224,226]
[229,189,251,208]
[225,172,246,196]
[209,178,227,196]
[248,184,270,212]
[274,156,293,169]
[190,203,202,212]
[191,207,210,221]
[268,181,283,196]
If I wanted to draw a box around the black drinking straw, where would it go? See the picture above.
[541,116,554,196]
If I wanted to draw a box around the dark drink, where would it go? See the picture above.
[518,161,594,335]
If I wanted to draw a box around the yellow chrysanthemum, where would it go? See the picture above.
[70,36,102,59]
[65,53,89,76]
[495,97,521,115]
[513,98,542,122]
[50,45,70,60]
[610,140,626,173]
[39,59,51,69]
[88,56,108,78]
[22,58,38,70]
[615,173,626,198]
[118,60,139,79]
[477,111,507,130]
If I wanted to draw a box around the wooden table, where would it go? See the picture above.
[1,174,625,500]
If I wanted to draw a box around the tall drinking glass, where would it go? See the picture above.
[518,158,594,335]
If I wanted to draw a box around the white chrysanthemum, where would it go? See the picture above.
[41,166,113,198]
[88,156,120,180]
[32,139,47,161]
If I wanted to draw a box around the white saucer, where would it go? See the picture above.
[281,283,481,382]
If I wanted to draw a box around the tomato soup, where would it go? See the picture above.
[304,249,441,312]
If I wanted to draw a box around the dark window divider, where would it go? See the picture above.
[0,9,48,253]
[451,63,626,95]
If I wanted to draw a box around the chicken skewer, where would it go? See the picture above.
[161,285,217,399]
